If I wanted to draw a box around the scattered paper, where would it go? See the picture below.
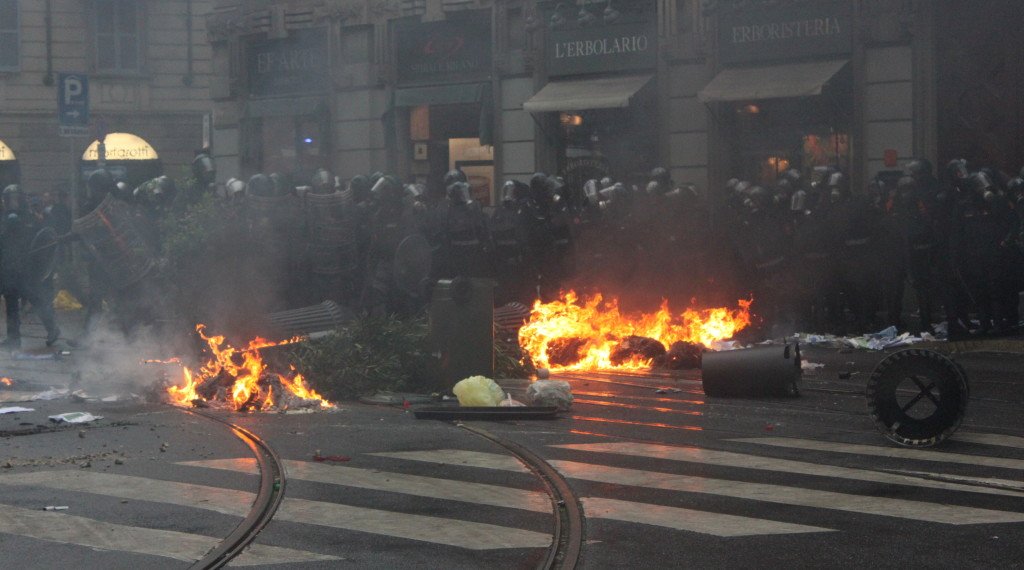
[0,406,34,414]
[35,388,70,401]
[48,412,103,424]
[801,361,826,370]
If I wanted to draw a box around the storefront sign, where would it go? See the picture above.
[542,1,657,76]
[248,27,328,97]
[717,0,852,64]
[394,13,492,86]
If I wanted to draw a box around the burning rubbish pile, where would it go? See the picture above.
[519,291,753,372]
[163,325,333,411]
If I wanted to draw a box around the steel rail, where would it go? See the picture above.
[185,409,286,569]
[460,423,583,570]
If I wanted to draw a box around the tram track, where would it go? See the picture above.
[461,423,584,570]
[184,409,286,570]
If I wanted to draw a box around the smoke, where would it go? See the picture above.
[70,314,195,398]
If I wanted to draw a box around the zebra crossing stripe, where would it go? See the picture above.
[377,449,1024,525]
[277,498,551,550]
[367,448,530,472]
[179,457,552,513]
[548,460,1024,525]
[884,470,1024,493]
[179,458,828,537]
[581,497,834,536]
[954,432,1024,450]
[551,442,1024,497]
[0,504,339,566]
[731,438,1024,470]
[0,470,550,550]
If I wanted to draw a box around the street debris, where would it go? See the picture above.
[43,506,69,511]
[0,406,34,414]
[499,394,526,407]
[655,387,683,394]
[801,361,826,371]
[313,451,351,462]
[452,376,505,407]
[33,388,70,401]
[48,412,104,424]
[526,380,573,411]
[795,326,935,351]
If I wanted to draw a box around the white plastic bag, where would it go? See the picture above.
[452,376,505,407]
[526,380,573,411]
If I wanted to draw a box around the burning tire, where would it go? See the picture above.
[865,349,969,448]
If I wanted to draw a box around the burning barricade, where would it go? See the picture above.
[163,325,333,412]
[518,291,753,372]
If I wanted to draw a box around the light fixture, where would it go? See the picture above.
[303,137,314,144]
[603,1,621,24]
[549,3,568,28]
[578,7,597,26]
[738,103,760,115]
[560,113,583,127]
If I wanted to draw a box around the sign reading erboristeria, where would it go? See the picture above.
[248,27,328,97]
[718,0,852,64]
[394,12,492,86]
[543,1,657,76]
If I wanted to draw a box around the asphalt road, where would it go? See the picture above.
[1,342,1022,568]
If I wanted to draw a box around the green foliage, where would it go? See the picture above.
[287,313,441,400]
[494,324,536,379]
[160,192,221,273]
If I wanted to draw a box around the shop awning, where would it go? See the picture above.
[82,133,159,161]
[697,59,849,103]
[394,83,488,107]
[246,97,327,118]
[523,75,653,113]
[0,140,15,161]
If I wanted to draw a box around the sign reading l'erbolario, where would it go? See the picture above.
[717,0,852,64]
[543,0,657,76]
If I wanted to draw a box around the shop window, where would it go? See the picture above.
[250,115,331,182]
[450,138,495,206]
[94,0,142,73]
[0,0,18,71]
[729,96,851,186]
[340,25,374,64]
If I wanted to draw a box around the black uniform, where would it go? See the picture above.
[0,186,60,347]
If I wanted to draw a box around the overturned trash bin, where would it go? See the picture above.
[429,278,494,391]
[701,344,801,398]
[866,348,969,448]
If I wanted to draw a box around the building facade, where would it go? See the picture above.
[0,0,212,201]
[205,0,1022,210]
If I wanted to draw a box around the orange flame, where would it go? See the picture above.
[0,377,11,386]
[519,291,752,372]
[165,324,330,411]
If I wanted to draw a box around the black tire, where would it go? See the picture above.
[865,349,969,448]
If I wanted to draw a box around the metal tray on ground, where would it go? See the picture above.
[412,406,559,421]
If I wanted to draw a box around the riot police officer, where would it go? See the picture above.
[891,176,940,334]
[0,185,60,348]
[435,180,491,280]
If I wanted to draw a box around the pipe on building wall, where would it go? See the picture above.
[43,0,53,85]
[183,0,195,86]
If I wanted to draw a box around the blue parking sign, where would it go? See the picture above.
[57,73,89,127]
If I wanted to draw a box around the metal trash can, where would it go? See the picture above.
[701,344,801,398]
[429,277,494,391]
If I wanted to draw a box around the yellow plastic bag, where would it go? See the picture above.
[53,290,83,312]
[452,376,505,407]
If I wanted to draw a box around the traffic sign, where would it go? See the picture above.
[57,73,89,127]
